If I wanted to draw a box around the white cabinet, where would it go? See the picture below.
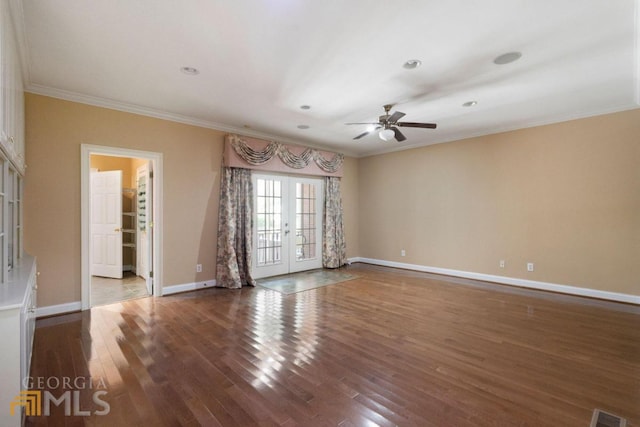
[0,255,37,427]
[0,0,26,175]
[0,5,30,424]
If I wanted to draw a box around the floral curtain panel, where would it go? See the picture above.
[215,167,255,288]
[322,176,347,268]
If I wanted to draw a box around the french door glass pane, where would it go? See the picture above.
[295,183,317,260]
[256,178,282,266]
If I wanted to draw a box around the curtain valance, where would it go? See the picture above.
[224,134,344,177]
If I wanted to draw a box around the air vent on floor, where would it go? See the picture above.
[590,409,627,427]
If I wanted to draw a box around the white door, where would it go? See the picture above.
[90,170,123,278]
[252,174,323,279]
[136,162,153,294]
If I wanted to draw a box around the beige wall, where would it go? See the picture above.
[27,92,635,306]
[24,93,359,307]
[358,108,640,295]
[341,156,359,258]
[25,94,224,307]
[91,154,133,186]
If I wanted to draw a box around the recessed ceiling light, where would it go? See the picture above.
[180,66,199,75]
[493,52,522,65]
[403,59,422,70]
[462,101,478,107]
[300,105,311,110]
[297,125,310,129]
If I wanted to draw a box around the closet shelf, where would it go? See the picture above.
[122,188,137,272]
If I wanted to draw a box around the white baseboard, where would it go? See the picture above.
[36,301,82,318]
[36,280,217,316]
[162,279,217,296]
[347,257,640,305]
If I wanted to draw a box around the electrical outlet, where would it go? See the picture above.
[527,262,534,272]
[499,260,505,268]
[401,249,406,257]
[196,264,202,273]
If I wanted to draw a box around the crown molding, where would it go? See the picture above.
[361,103,640,158]
[25,84,360,157]
[11,1,640,160]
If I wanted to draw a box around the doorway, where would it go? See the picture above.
[251,174,323,279]
[81,145,163,310]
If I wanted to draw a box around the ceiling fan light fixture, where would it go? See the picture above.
[379,128,395,141]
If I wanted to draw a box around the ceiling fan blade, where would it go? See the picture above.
[397,121,437,129]
[353,125,381,140]
[391,127,407,142]
[388,111,406,123]
[353,131,370,140]
[345,122,381,125]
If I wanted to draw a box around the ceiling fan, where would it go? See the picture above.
[346,104,437,142]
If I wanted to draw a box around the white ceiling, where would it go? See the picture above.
[13,0,640,157]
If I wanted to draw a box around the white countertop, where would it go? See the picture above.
[0,254,36,311]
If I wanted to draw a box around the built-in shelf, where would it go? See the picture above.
[122,189,137,271]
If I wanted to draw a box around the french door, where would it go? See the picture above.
[252,174,323,279]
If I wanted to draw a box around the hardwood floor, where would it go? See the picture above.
[27,263,640,426]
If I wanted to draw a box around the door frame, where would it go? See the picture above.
[135,162,152,294]
[81,144,164,310]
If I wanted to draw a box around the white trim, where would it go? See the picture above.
[35,301,82,318]
[28,83,639,161]
[362,103,640,158]
[81,144,164,309]
[25,84,360,157]
[348,257,640,305]
[162,280,216,296]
